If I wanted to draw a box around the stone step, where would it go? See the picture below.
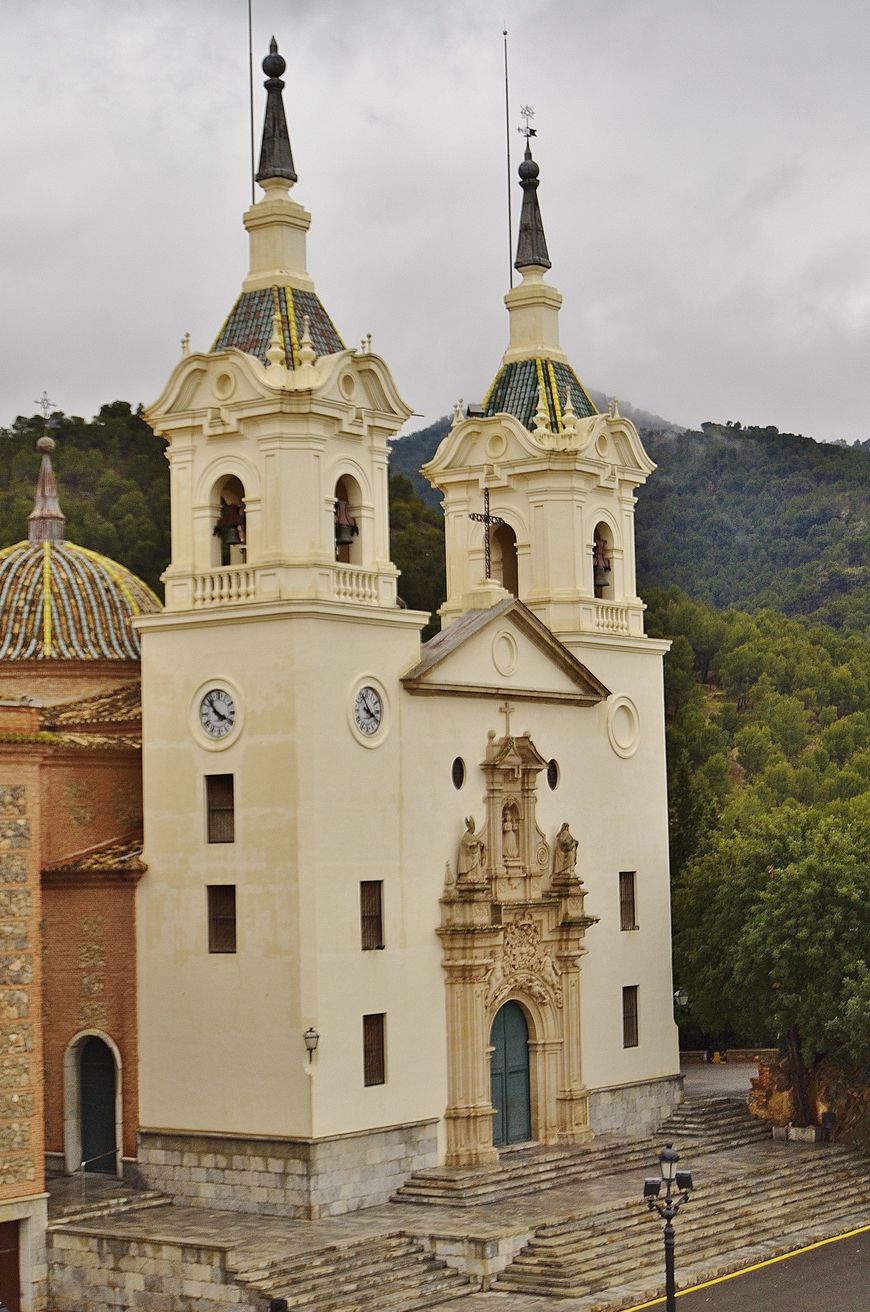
[236,1233,416,1286]
[49,1190,168,1226]
[262,1260,473,1312]
[312,1269,474,1312]
[496,1150,870,1298]
[511,1178,870,1279]
[237,1232,475,1312]
[526,1156,866,1249]
[394,1130,774,1207]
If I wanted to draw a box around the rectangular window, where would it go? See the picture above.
[622,985,639,1048]
[207,885,237,953]
[619,871,638,931]
[206,774,234,843]
[360,881,384,950]
[363,1013,386,1086]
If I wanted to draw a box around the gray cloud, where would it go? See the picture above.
[2,0,869,443]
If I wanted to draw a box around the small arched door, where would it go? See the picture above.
[490,1001,532,1147]
[80,1037,117,1173]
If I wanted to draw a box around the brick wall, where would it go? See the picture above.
[40,758,141,867]
[41,873,139,1161]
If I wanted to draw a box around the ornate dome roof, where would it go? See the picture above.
[0,436,161,662]
[0,540,160,661]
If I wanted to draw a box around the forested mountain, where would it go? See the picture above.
[636,422,870,636]
[0,404,170,595]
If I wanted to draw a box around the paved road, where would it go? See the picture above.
[652,1229,869,1311]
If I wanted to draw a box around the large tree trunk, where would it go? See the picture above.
[786,1026,815,1125]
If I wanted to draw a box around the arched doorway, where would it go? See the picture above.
[79,1037,117,1173]
[490,1001,532,1147]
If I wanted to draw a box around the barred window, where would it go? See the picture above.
[363,1013,386,1086]
[207,885,237,953]
[360,881,384,950]
[206,774,234,843]
[622,985,639,1048]
[619,871,638,931]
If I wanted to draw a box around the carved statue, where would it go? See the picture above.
[502,804,519,860]
[553,822,579,880]
[457,817,486,883]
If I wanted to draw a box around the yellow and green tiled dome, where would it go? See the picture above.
[482,358,597,432]
[212,285,344,368]
[0,541,160,662]
[0,437,161,662]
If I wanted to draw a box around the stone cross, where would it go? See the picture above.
[499,700,515,738]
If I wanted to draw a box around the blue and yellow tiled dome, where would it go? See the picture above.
[0,438,161,662]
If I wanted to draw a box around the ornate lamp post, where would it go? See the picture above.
[643,1143,693,1312]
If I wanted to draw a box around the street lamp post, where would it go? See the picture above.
[643,1143,693,1312]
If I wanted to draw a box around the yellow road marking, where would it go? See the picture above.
[617,1223,870,1310]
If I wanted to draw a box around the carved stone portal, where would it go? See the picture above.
[439,724,598,1168]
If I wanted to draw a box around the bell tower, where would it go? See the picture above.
[424,132,655,644]
[146,39,412,614]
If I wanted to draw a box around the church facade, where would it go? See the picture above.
[133,40,681,1220]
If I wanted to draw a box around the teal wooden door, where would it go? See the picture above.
[490,1001,531,1146]
[80,1037,116,1173]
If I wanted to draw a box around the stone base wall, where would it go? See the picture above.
[138,1119,438,1218]
[48,1230,257,1312]
[587,1074,683,1137]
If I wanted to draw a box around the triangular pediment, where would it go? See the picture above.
[401,598,609,704]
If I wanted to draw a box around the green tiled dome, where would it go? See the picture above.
[482,358,597,432]
[0,540,161,662]
[212,285,344,368]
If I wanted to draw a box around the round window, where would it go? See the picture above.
[452,757,466,790]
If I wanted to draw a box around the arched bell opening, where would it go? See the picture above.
[334,475,362,565]
[592,521,614,599]
[211,475,247,568]
[63,1031,122,1177]
[492,523,519,596]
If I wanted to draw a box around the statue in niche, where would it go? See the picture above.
[502,803,519,861]
[457,817,486,883]
[553,822,579,880]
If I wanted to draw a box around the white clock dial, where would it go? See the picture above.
[199,688,237,738]
[353,686,382,736]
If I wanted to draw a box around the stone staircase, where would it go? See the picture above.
[494,1145,870,1303]
[49,1187,168,1227]
[394,1097,770,1207]
[393,1137,659,1207]
[233,1231,475,1312]
[658,1095,771,1149]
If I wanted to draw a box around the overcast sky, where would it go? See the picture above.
[3,0,869,443]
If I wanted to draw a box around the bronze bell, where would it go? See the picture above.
[334,499,358,547]
[594,563,610,589]
[223,525,242,546]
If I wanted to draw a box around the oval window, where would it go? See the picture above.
[452,757,466,790]
[547,759,560,790]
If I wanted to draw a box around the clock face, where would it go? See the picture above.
[353,686,383,737]
[199,688,237,738]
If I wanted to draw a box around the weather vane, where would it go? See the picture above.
[34,391,55,422]
[518,105,536,140]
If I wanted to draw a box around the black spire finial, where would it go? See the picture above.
[255,36,297,185]
[514,136,551,272]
